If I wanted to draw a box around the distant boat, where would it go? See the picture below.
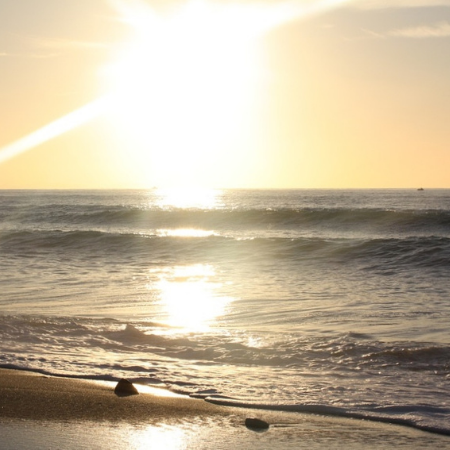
[417,188,424,191]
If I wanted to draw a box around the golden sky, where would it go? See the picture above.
[0,0,449,189]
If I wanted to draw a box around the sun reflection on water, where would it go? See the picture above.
[148,264,233,331]
[157,228,217,238]
[129,424,187,450]
[154,187,223,209]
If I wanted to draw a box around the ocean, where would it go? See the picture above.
[1,188,449,435]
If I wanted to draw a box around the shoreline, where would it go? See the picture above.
[1,368,450,449]
[0,368,235,423]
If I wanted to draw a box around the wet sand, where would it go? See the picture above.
[0,368,232,423]
[1,369,449,449]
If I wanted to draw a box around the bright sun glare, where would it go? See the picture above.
[154,186,222,209]
[104,0,264,187]
[0,0,352,178]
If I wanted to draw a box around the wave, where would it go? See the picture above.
[107,326,450,374]
[204,397,450,437]
[3,202,450,235]
[2,315,449,374]
[2,227,450,270]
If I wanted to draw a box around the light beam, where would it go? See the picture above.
[0,96,111,165]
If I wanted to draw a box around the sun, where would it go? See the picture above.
[103,0,264,188]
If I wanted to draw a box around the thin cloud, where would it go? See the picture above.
[359,28,386,39]
[389,21,450,37]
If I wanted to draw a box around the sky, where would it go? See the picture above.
[0,0,449,189]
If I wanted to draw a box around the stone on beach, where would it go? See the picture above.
[114,378,139,396]
[245,417,270,430]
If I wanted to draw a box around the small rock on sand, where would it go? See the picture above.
[245,418,270,430]
[114,378,139,396]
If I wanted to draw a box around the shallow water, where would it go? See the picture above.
[1,189,449,434]
[2,413,449,450]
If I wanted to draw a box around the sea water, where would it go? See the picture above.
[0,189,449,435]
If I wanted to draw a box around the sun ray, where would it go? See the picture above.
[0,96,111,165]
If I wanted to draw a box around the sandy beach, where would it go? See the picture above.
[0,368,232,423]
[1,368,449,449]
